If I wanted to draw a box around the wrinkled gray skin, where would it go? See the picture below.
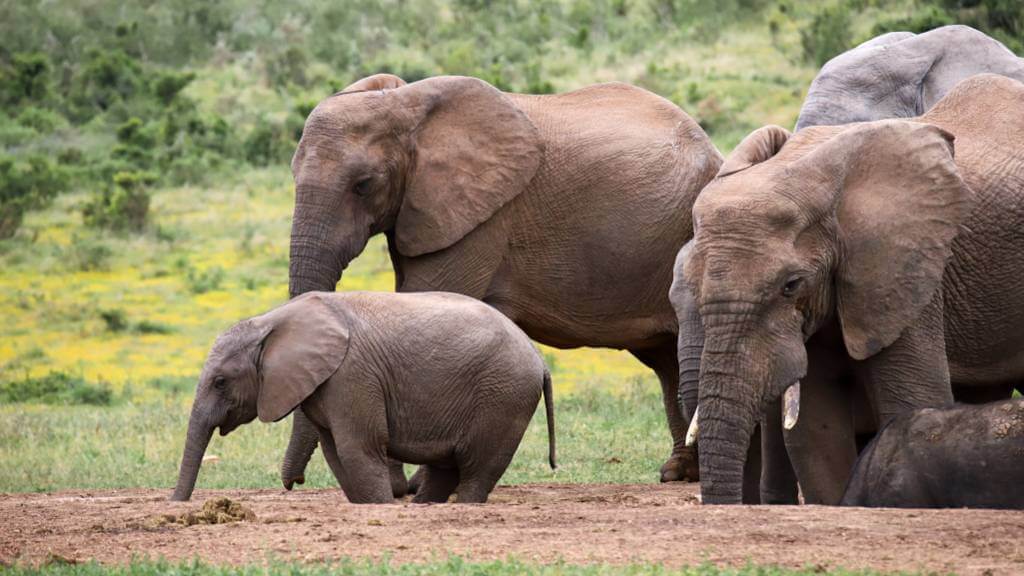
[172,291,556,504]
[283,73,721,490]
[672,74,1024,505]
[796,25,1024,131]
[842,399,1024,509]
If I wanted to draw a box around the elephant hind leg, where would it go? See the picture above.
[410,466,459,503]
[388,459,409,498]
[630,345,698,483]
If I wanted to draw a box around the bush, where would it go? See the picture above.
[66,234,114,271]
[0,372,113,406]
[801,4,853,65]
[0,52,51,107]
[99,308,129,332]
[83,170,155,232]
[0,154,68,239]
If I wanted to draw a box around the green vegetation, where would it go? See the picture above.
[0,558,911,576]
[0,379,666,492]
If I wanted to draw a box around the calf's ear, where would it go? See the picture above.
[255,294,352,423]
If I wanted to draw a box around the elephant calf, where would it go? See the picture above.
[172,291,556,504]
[841,399,1024,509]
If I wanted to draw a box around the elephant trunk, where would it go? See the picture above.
[696,311,761,505]
[281,409,321,490]
[676,297,705,422]
[288,232,342,298]
[171,407,216,501]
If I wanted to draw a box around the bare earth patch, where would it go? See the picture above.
[2,483,1023,574]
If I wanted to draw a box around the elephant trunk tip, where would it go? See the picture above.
[283,476,305,491]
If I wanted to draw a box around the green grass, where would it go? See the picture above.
[0,558,916,576]
[0,380,667,493]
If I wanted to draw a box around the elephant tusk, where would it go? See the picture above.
[783,382,801,430]
[685,406,699,447]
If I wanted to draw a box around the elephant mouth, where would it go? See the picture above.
[685,380,802,446]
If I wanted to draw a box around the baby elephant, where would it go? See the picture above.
[841,400,1024,509]
[171,291,555,504]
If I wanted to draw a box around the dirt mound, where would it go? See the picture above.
[150,497,256,527]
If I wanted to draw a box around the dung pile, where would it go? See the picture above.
[151,497,256,527]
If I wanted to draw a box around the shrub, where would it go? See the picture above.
[66,234,114,271]
[99,308,129,332]
[801,4,853,66]
[83,170,154,232]
[0,154,68,239]
[0,372,113,406]
[0,52,51,106]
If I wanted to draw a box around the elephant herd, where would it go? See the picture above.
[174,25,1024,508]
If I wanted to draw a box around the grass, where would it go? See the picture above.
[0,379,666,493]
[0,558,918,576]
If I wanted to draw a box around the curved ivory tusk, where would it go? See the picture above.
[685,406,699,447]
[782,382,801,430]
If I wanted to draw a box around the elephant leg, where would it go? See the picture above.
[410,466,460,503]
[854,292,953,422]
[281,409,320,490]
[406,466,426,495]
[631,345,698,483]
[388,459,408,498]
[784,346,857,505]
[316,426,346,488]
[742,425,762,504]
[326,436,393,504]
[760,399,799,504]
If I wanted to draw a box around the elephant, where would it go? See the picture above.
[673,73,1024,505]
[171,290,556,504]
[841,399,1024,509]
[281,73,722,489]
[796,25,1024,131]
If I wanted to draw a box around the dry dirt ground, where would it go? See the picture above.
[2,483,1023,574]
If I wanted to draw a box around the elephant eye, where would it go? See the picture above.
[781,276,803,298]
[213,376,226,389]
[352,177,372,196]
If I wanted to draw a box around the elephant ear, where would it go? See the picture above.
[716,125,790,178]
[806,121,973,360]
[339,73,407,94]
[256,294,351,423]
[392,76,543,257]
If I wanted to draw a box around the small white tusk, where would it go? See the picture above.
[685,406,699,447]
[783,382,801,430]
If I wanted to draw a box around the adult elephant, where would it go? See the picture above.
[796,25,1024,131]
[281,73,722,490]
[674,74,1024,505]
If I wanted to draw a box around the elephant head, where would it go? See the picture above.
[171,294,351,501]
[796,25,1024,131]
[288,73,543,297]
[682,119,973,503]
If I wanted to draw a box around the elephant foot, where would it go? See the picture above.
[660,447,699,483]
[283,475,305,491]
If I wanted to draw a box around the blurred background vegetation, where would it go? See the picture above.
[1,0,1022,493]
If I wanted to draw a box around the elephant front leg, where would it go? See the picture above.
[783,370,857,505]
[631,346,699,483]
[321,430,394,504]
[760,399,799,504]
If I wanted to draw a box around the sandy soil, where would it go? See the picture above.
[2,483,1023,574]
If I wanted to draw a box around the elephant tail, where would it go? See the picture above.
[543,368,557,470]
